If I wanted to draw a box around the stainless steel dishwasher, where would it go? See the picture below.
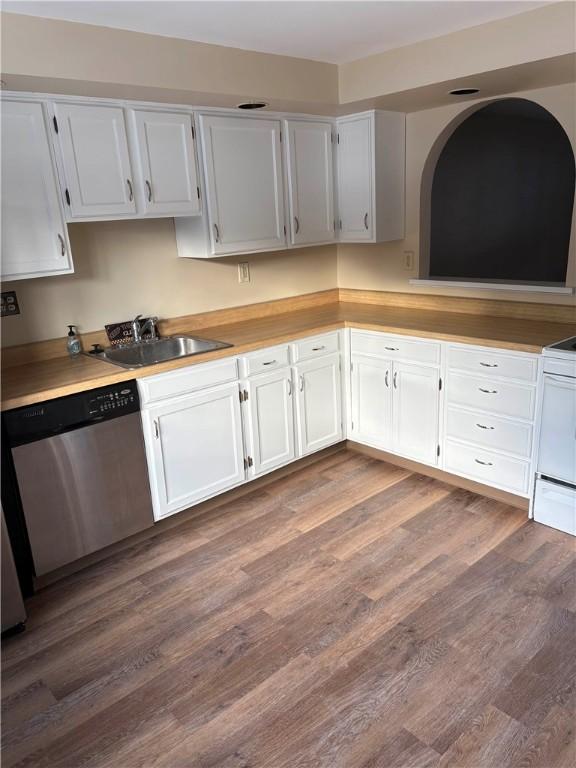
[4,381,154,577]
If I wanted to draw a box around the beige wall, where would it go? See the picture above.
[339,2,576,105]
[338,82,576,307]
[1,221,337,346]
[0,12,338,111]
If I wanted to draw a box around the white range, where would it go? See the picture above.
[533,336,576,536]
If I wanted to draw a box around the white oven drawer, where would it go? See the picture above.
[350,330,440,366]
[448,346,538,382]
[446,406,532,458]
[534,479,576,536]
[446,372,536,421]
[537,372,576,486]
[444,439,531,495]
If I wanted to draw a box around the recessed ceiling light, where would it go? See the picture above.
[236,101,269,110]
[449,88,480,96]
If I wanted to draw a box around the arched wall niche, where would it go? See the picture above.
[419,97,576,285]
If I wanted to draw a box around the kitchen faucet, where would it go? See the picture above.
[131,314,159,344]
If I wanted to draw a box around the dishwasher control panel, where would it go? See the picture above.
[88,387,137,416]
[4,380,140,447]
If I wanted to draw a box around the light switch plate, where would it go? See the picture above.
[1,291,20,317]
[238,262,251,284]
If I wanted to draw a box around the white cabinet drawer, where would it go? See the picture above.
[446,406,533,458]
[138,357,238,404]
[291,332,339,362]
[350,330,440,366]
[239,345,290,377]
[446,372,536,421]
[444,439,530,495]
[534,479,576,536]
[448,346,538,382]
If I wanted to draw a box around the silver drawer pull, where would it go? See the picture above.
[475,458,493,466]
[393,371,398,389]
[287,379,292,396]
[262,360,277,366]
[299,375,304,391]
[153,419,159,439]
[312,345,325,351]
[479,387,498,394]
[385,346,399,351]
[385,369,389,388]
[476,423,495,430]
[480,362,498,368]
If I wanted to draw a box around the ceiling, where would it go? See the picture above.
[2,1,548,65]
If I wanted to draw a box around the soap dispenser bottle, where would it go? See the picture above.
[66,325,82,357]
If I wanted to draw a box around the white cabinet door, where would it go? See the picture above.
[337,115,373,241]
[285,120,335,246]
[1,100,73,281]
[55,103,136,218]
[200,115,286,255]
[244,369,295,477]
[392,361,439,465]
[350,353,393,450]
[132,110,200,217]
[295,353,342,456]
[142,383,245,520]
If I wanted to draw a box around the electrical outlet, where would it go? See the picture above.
[238,262,251,284]
[1,290,20,317]
[403,251,414,271]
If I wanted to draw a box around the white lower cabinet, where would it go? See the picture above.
[141,382,245,520]
[350,348,440,465]
[392,361,440,465]
[243,369,295,477]
[295,353,343,456]
[350,354,393,450]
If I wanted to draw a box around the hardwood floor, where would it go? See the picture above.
[2,450,575,768]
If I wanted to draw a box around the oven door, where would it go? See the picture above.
[538,372,576,485]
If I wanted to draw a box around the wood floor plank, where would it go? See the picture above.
[2,450,574,768]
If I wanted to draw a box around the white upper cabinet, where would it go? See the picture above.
[54,103,136,219]
[284,120,335,246]
[199,115,286,255]
[336,110,405,243]
[1,100,73,281]
[337,115,373,241]
[131,110,201,217]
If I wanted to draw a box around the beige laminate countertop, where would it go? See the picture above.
[2,302,575,411]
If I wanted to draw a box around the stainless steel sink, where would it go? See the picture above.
[86,336,233,369]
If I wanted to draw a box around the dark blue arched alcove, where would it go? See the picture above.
[429,98,575,283]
